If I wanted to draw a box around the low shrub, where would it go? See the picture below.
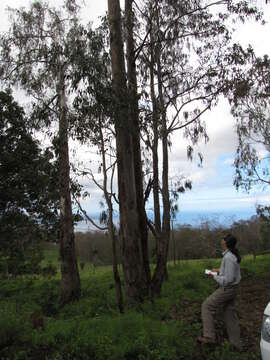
[0,304,31,354]
[34,281,60,316]
[41,261,57,278]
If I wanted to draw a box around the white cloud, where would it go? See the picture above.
[234,3,270,56]
[223,158,234,166]
[258,148,269,160]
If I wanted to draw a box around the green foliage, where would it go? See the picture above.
[227,51,270,192]
[1,249,269,359]
[40,261,58,279]
[34,281,60,316]
[0,90,59,276]
[28,314,193,360]
[257,205,270,250]
[0,303,31,352]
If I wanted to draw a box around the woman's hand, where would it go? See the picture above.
[211,268,219,274]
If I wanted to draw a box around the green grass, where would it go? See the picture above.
[1,248,269,359]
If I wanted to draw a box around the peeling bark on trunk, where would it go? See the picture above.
[125,0,151,296]
[108,0,146,305]
[58,69,81,306]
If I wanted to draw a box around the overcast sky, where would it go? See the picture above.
[1,0,270,228]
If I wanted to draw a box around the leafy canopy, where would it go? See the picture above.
[0,90,59,274]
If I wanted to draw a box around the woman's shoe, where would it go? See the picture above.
[197,336,217,345]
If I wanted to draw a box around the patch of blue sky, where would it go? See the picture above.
[177,153,270,215]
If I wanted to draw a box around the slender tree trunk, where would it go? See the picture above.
[58,68,81,305]
[149,26,162,271]
[151,7,170,296]
[125,0,151,295]
[149,27,161,236]
[99,120,124,313]
[172,220,176,266]
[160,79,170,283]
[108,0,145,305]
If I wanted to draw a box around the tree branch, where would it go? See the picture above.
[146,217,157,238]
[144,176,153,204]
[74,195,108,231]
[169,104,211,133]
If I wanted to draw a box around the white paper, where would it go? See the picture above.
[205,269,218,276]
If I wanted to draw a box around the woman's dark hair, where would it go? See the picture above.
[224,234,241,263]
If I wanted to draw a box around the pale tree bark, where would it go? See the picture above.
[107,0,146,304]
[125,0,151,296]
[58,67,81,305]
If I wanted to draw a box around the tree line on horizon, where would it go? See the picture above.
[74,214,270,267]
[0,0,269,312]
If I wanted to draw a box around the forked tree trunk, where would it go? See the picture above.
[58,69,81,305]
[125,0,151,296]
[108,0,146,305]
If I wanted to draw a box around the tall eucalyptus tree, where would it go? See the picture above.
[107,0,149,304]
[105,0,262,300]
[136,0,261,295]
[125,0,151,295]
[0,0,87,304]
[224,49,270,191]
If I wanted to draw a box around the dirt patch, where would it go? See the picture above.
[171,272,270,355]
[238,274,270,352]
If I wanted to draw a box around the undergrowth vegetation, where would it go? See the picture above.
[0,248,269,360]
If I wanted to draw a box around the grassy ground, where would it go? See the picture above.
[0,246,269,359]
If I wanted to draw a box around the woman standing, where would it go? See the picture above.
[198,234,242,350]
